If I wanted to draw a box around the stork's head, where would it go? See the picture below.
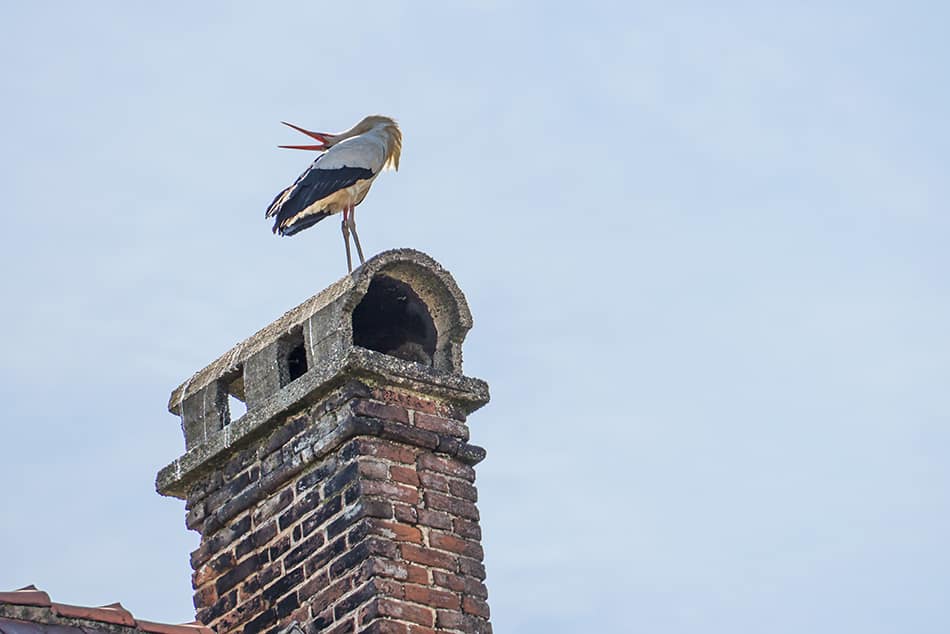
[279,115,402,170]
[353,115,401,171]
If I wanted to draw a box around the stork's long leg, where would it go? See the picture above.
[341,207,353,273]
[348,204,366,266]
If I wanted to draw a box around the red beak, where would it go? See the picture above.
[278,121,332,150]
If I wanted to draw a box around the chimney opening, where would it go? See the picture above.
[352,274,437,366]
[227,393,247,422]
[224,370,246,424]
[287,341,308,381]
[278,328,308,386]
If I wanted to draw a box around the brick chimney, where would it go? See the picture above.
[156,250,492,634]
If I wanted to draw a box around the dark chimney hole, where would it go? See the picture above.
[287,342,308,381]
[278,328,309,386]
[352,275,436,366]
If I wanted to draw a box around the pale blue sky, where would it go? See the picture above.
[1,2,948,632]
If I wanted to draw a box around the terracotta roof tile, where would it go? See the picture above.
[135,619,213,634]
[0,586,213,634]
[52,601,136,627]
[0,587,51,608]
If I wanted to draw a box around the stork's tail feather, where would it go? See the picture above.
[265,185,293,218]
[274,211,331,236]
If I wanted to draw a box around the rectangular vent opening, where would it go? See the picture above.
[227,393,247,422]
[278,328,308,387]
[223,369,246,424]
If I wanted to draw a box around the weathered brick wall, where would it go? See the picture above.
[185,381,491,634]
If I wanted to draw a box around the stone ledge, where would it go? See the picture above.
[156,347,489,500]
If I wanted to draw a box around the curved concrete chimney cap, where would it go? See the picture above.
[167,249,476,416]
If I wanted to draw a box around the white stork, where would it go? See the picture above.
[266,115,402,272]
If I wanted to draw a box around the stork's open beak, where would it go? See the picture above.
[278,121,333,150]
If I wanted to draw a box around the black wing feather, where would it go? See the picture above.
[266,162,374,236]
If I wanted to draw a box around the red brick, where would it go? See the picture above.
[464,577,489,600]
[416,454,475,481]
[448,479,478,502]
[363,499,395,519]
[268,533,293,561]
[313,607,333,631]
[463,596,490,619]
[376,598,434,627]
[393,504,418,524]
[373,577,405,599]
[361,616,408,634]
[197,589,236,628]
[412,413,469,440]
[358,439,419,465]
[380,422,440,450]
[215,595,264,633]
[215,554,260,595]
[289,603,311,624]
[389,465,420,486]
[190,542,213,570]
[407,626,438,634]
[363,480,420,505]
[354,400,410,424]
[435,609,463,629]
[251,519,279,546]
[333,581,377,621]
[453,518,481,540]
[300,569,330,595]
[208,549,237,573]
[359,459,390,480]
[364,557,409,581]
[370,520,423,544]
[258,559,284,587]
[417,472,449,492]
[366,536,402,559]
[370,387,440,415]
[431,570,466,593]
[326,617,357,634]
[303,575,350,615]
[429,531,484,560]
[193,583,217,610]
[192,564,216,589]
[417,509,452,530]
[459,557,486,580]
[404,584,460,610]
[364,557,429,585]
[424,491,479,521]
[404,563,429,585]
[251,487,295,525]
[401,544,457,571]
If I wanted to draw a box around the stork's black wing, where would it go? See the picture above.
[266,161,374,236]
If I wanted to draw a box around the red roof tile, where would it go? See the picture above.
[0,587,51,608]
[136,619,212,634]
[0,586,213,634]
[51,602,136,627]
